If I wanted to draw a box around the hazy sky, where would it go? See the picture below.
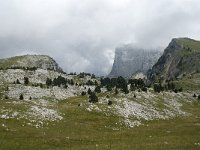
[0,0,200,75]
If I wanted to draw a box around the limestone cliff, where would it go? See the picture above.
[108,45,162,78]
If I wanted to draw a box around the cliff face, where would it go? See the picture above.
[147,38,200,81]
[108,45,162,78]
[0,55,63,72]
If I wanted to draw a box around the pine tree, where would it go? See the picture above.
[87,88,92,95]
[95,86,101,93]
[46,78,52,86]
[81,91,86,96]
[24,77,29,85]
[19,94,24,100]
[115,88,119,95]
[16,79,21,84]
[108,100,112,105]
[89,92,98,103]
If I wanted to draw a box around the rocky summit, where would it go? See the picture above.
[0,55,63,72]
[108,45,162,78]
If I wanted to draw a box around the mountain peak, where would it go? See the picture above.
[148,37,200,81]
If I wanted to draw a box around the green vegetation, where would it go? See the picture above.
[174,73,200,91]
[0,95,200,150]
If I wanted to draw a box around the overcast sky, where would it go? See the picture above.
[0,0,200,75]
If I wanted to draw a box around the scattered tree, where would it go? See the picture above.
[141,87,147,92]
[89,92,98,103]
[95,86,101,93]
[115,88,119,95]
[5,95,8,99]
[40,83,43,88]
[108,100,112,105]
[87,88,92,95]
[24,77,29,85]
[19,94,24,100]
[46,78,52,86]
[16,79,21,84]
[81,91,86,96]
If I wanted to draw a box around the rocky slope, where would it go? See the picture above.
[148,38,200,81]
[0,53,199,131]
[0,55,63,72]
[108,45,162,78]
[0,55,98,100]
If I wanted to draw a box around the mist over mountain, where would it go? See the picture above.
[108,45,162,78]
[0,0,200,75]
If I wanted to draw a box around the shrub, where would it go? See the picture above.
[198,95,200,100]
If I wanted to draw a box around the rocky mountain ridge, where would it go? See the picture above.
[148,38,200,81]
[0,55,63,72]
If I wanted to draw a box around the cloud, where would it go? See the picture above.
[0,0,200,75]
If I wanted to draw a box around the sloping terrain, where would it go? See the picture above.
[0,52,200,149]
[0,90,200,149]
[148,38,200,81]
[0,55,63,72]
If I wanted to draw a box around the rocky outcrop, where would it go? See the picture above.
[108,45,162,78]
[147,38,200,81]
[0,55,63,72]
[0,55,98,100]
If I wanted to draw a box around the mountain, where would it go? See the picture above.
[0,53,200,149]
[0,54,97,100]
[148,38,200,81]
[108,45,162,78]
[0,55,63,72]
